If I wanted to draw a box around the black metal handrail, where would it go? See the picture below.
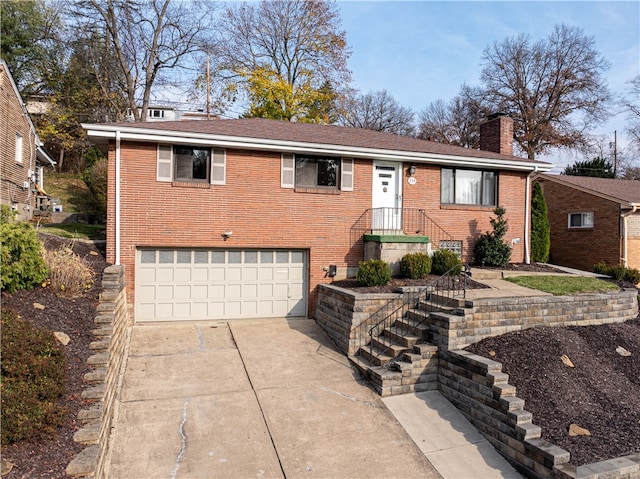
[354,264,470,366]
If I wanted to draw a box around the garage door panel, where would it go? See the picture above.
[136,248,307,321]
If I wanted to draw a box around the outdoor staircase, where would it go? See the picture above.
[350,297,469,397]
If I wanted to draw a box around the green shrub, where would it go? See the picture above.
[530,182,550,262]
[399,252,432,279]
[0,222,48,293]
[624,268,640,284]
[356,259,391,286]
[82,157,107,215]
[1,310,66,445]
[593,262,640,284]
[431,249,462,275]
[593,261,608,275]
[43,244,94,297]
[1,204,15,224]
[474,206,512,267]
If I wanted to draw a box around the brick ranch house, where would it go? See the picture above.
[0,60,55,220]
[82,116,551,322]
[534,174,640,273]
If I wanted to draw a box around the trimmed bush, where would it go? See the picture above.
[531,182,550,262]
[42,243,94,297]
[431,249,462,275]
[1,310,66,445]
[474,206,512,267]
[0,221,49,293]
[400,252,432,279]
[594,262,640,284]
[1,204,15,224]
[356,259,391,286]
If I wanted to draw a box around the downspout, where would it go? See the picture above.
[115,130,121,265]
[621,204,638,267]
[523,166,538,264]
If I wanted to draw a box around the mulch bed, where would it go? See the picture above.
[1,234,107,479]
[1,247,638,474]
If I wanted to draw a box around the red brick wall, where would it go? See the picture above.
[403,164,529,263]
[536,179,621,271]
[108,140,531,318]
[0,64,35,219]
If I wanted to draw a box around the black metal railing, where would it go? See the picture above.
[352,264,470,366]
[350,207,454,248]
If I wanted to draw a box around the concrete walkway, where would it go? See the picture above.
[103,318,441,478]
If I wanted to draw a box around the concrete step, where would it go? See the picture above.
[382,326,421,348]
[358,346,395,366]
[397,312,430,332]
[370,336,410,358]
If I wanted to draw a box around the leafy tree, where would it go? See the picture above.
[563,157,615,178]
[214,0,351,122]
[473,24,611,159]
[338,89,415,136]
[474,206,512,266]
[0,0,64,96]
[530,182,550,263]
[73,0,216,122]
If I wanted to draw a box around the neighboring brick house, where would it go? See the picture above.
[83,115,551,322]
[535,174,640,272]
[0,60,55,220]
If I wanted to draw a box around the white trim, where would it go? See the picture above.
[82,124,552,173]
[281,153,295,188]
[211,148,226,185]
[157,144,173,182]
[115,131,121,265]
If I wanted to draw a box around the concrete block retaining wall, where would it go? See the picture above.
[315,284,402,356]
[438,350,640,479]
[67,265,131,478]
[433,290,639,350]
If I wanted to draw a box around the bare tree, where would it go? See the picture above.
[623,75,640,150]
[213,0,351,122]
[417,88,485,147]
[74,0,216,122]
[337,89,414,135]
[476,24,611,159]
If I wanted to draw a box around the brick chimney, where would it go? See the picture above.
[479,113,513,156]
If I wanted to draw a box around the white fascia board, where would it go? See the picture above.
[82,124,553,173]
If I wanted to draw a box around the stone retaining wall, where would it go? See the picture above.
[316,284,402,355]
[432,290,639,350]
[439,350,640,479]
[66,265,131,478]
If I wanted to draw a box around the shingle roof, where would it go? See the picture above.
[95,117,547,166]
[539,174,640,205]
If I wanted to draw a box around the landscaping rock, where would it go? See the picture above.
[54,331,70,345]
[560,354,575,368]
[569,423,591,437]
[616,346,632,357]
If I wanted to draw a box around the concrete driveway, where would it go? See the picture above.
[103,318,441,479]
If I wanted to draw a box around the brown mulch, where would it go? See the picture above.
[1,234,108,479]
[465,318,640,466]
[1,247,638,474]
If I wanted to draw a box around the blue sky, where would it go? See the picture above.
[337,0,640,171]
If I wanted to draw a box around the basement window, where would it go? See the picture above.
[568,212,594,228]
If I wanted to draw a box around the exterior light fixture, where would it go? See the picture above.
[408,165,416,176]
[222,231,233,240]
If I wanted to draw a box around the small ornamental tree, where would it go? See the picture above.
[531,182,550,262]
[474,206,512,266]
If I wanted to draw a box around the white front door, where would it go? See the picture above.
[372,162,402,231]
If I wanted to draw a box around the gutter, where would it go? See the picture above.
[621,204,639,267]
[524,166,538,264]
[115,130,121,265]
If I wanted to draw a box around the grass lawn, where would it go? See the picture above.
[505,275,619,295]
[38,223,106,241]
[43,173,97,214]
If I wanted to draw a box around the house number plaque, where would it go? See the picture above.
[407,177,417,185]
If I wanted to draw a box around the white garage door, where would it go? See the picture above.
[135,248,307,321]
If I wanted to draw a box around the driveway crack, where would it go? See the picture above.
[171,397,191,479]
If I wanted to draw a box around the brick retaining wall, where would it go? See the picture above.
[67,265,131,478]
